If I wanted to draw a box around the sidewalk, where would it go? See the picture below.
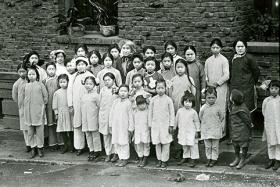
[0,129,279,179]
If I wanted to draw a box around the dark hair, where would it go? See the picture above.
[57,74,69,88]
[269,80,280,89]
[136,95,147,105]
[131,53,144,62]
[175,59,196,88]
[181,90,196,106]
[143,46,156,54]
[103,72,116,81]
[75,44,88,56]
[26,65,40,82]
[84,76,98,86]
[108,43,121,53]
[233,39,248,49]
[54,52,66,61]
[210,38,223,48]
[118,84,129,93]
[164,41,177,51]
[16,63,25,72]
[155,78,166,88]
[231,89,244,106]
[76,59,88,66]
[88,50,102,65]
[161,52,173,62]
[102,53,114,64]
[23,51,40,70]
[132,73,144,84]
[183,45,197,55]
[144,56,156,65]
[45,61,56,69]
[205,86,217,97]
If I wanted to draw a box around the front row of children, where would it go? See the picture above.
[12,60,280,170]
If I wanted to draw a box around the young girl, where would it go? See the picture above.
[158,52,176,84]
[200,87,224,167]
[23,51,47,82]
[43,62,62,151]
[12,63,30,152]
[109,85,134,167]
[116,40,136,82]
[125,53,146,88]
[54,50,68,76]
[164,41,183,64]
[175,91,200,168]
[131,95,150,167]
[205,39,229,137]
[108,43,121,68]
[65,60,76,75]
[88,50,103,77]
[229,89,252,169]
[143,57,164,96]
[67,56,94,156]
[262,80,280,171]
[184,45,206,112]
[97,53,122,91]
[19,66,48,158]
[169,59,196,112]
[81,76,102,161]
[75,43,88,57]
[148,79,175,168]
[143,46,160,71]
[99,73,118,162]
[52,74,74,154]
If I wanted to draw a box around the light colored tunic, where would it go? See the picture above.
[97,67,122,89]
[20,81,48,126]
[262,96,280,145]
[52,88,72,132]
[132,109,150,144]
[175,107,200,146]
[199,103,224,140]
[12,78,28,130]
[81,91,99,132]
[109,98,133,145]
[55,63,68,76]
[67,71,95,128]
[169,74,196,112]
[99,87,118,135]
[125,68,146,88]
[148,94,175,145]
[37,65,47,82]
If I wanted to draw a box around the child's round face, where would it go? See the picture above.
[235,41,246,55]
[211,44,221,55]
[270,86,280,97]
[118,87,129,99]
[76,61,87,72]
[145,60,156,73]
[103,76,114,88]
[90,54,99,65]
[27,69,37,82]
[84,79,95,91]
[104,57,113,68]
[162,57,172,68]
[144,49,155,57]
[132,76,143,88]
[138,103,147,111]
[18,68,27,79]
[132,57,143,70]
[183,100,193,109]
[175,62,186,76]
[185,49,196,61]
[110,48,120,59]
[56,53,65,65]
[156,82,166,96]
[206,93,217,105]
[76,47,86,56]
[59,78,68,89]
[66,62,76,74]
[29,54,39,65]
[121,44,131,56]
[166,45,176,55]
[46,65,56,77]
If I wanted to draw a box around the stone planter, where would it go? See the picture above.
[99,25,117,37]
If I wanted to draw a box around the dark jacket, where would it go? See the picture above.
[229,103,251,142]
[116,56,134,84]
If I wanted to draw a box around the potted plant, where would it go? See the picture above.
[89,0,118,37]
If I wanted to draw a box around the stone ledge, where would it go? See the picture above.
[0,72,18,81]
[56,31,123,45]
[247,42,279,54]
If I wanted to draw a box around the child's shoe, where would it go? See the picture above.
[265,159,275,169]
[205,159,211,167]
[229,156,240,167]
[115,159,122,166]
[61,145,68,154]
[209,160,217,167]
[76,149,83,156]
[26,146,31,153]
[105,155,111,162]
[88,151,94,161]
[236,154,247,169]
[111,154,119,163]
[140,156,147,167]
[49,145,57,152]
[93,151,101,160]
[273,160,280,171]
[189,159,196,168]
[119,159,128,167]
[156,160,162,168]
[137,157,143,167]
[161,162,167,168]
[177,158,188,166]
[30,148,37,159]
[38,148,44,157]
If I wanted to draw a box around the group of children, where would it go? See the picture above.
[11,38,280,171]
